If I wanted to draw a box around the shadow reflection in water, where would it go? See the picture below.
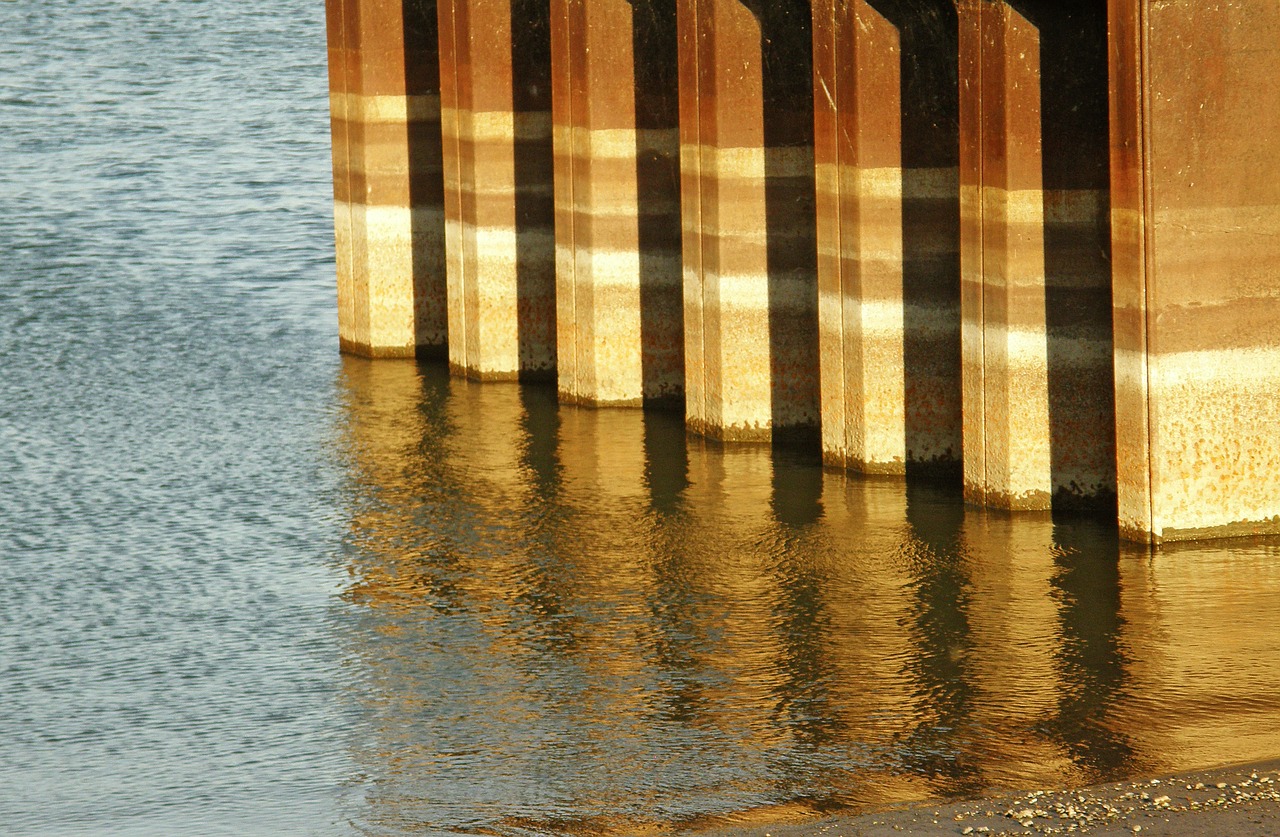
[334,357,1280,836]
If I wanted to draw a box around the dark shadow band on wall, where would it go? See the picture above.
[1009,0,1117,514]
[630,0,687,409]
[866,0,963,485]
[745,0,822,452]
[404,0,449,359]
[511,0,558,382]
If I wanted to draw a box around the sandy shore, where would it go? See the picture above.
[700,760,1280,837]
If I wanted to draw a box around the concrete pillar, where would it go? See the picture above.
[1109,1,1280,542]
[677,0,820,442]
[957,0,1114,510]
[439,0,556,380]
[327,0,447,358]
[812,0,962,474]
[551,0,684,406]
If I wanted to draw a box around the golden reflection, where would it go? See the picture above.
[963,512,1070,785]
[1115,539,1280,773]
[335,357,1280,835]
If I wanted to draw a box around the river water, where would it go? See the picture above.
[2,2,1280,836]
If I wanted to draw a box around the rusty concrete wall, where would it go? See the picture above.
[551,0,684,406]
[958,0,1115,511]
[327,0,447,358]
[438,0,556,380]
[813,0,962,475]
[677,0,820,442]
[1109,0,1280,542]
[324,0,1280,544]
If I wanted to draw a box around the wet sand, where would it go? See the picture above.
[703,760,1280,837]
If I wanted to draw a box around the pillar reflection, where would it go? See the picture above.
[333,359,1280,834]
[1114,539,1280,774]
[896,482,979,795]
[962,510,1066,783]
[1041,519,1134,782]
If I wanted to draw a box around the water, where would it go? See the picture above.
[2,2,1280,835]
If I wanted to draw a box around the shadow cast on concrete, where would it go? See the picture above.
[403,0,449,358]
[511,0,558,381]
[743,0,821,452]
[866,0,964,485]
[1010,0,1117,514]
[630,0,687,408]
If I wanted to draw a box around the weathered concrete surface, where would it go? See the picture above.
[1110,0,1280,543]
[439,0,556,380]
[958,0,1115,511]
[812,0,962,475]
[677,0,820,442]
[327,0,446,358]
[551,0,684,406]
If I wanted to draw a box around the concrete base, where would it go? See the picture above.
[324,0,1280,545]
[677,0,819,443]
[439,0,556,380]
[1110,0,1280,543]
[958,0,1114,511]
[327,0,447,358]
[551,0,684,407]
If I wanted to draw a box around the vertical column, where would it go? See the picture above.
[813,0,963,474]
[813,0,904,472]
[677,0,819,442]
[551,0,684,406]
[959,0,1048,509]
[327,0,447,358]
[1110,1,1280,542]
[958,0,1113,510]
[439,0,556,380]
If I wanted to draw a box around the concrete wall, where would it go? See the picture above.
[677,0,820,443]
[439,0,556,380]
[326,0,1280,543]
[1109,0,1280,542]
[328,0,447,358]
[813,0,962,476]
[958,0,1115,511]
[551,0,684,406]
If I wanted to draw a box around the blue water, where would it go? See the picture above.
[4,3,1280,836]
[0,2,348,834]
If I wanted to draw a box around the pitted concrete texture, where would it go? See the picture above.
[814,0,963,475]
[1110,0,1280,542]
[959,0,1114,511]
[439,0,556,380]
[814,0,905,473]
[677,0,819,442]
[327,0,447,359]
[552,0,684,406]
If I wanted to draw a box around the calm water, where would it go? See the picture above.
[3,2,1280,836]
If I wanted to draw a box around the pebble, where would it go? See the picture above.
[845,769,1280,836]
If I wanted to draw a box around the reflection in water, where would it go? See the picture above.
[1043,522,1133,776]
[335,357,1280,836]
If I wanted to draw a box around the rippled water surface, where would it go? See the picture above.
[3,2,1280,836]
